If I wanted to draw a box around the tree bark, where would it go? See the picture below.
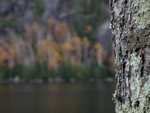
[110,0,150,113]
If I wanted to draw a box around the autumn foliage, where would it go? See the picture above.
[0,17,114,79]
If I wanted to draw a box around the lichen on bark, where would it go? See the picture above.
[130,53,141,70]
[111,0,150,112]
[133,0,150,29]
[114,76,150,113]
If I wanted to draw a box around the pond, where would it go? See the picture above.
[0,82,115,113]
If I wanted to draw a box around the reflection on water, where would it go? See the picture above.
[0,82,115,113]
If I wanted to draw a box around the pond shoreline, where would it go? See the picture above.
[0,77,115,84]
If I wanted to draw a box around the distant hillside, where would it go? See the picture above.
[0,0,114,80]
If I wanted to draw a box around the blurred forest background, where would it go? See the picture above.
[0,0,114,82]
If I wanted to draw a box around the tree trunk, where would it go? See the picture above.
[110,0,150,113]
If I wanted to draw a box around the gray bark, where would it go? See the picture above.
[110,0,150,113]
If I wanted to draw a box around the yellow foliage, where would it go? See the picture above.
[0,21,112,72]
[53,51,62,62]
[62,43,73,52]
[37,37,62,65]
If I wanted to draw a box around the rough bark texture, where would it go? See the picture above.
[110,0,150,113]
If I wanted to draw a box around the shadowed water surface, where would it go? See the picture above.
[0,82,115,113]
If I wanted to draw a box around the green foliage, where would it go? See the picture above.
[33,0,44,21]
[58,62,110,81]
[71,0,107,44]
[0,61,112,81]
[103,0,109,4]
[0,16,18,30]
[59,62,75,81]
[0,61,55,80]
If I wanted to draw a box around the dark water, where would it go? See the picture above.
[0,82,115,113]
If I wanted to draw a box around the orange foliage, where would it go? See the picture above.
[0,43,17,68]
[62,43,73,52]
[48,17,55,29]
[53,51,62,63]
[95,43,102,49]
[54,22,69,42]
[71,37,82,49]
[94,43,107,61]
[48,59,57,69]
[37,37,62,70]
[108,56,115,73]
[0,47,9,68]
[24,23,44,46]
[0,21,111,72]
[86,25,93,32]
